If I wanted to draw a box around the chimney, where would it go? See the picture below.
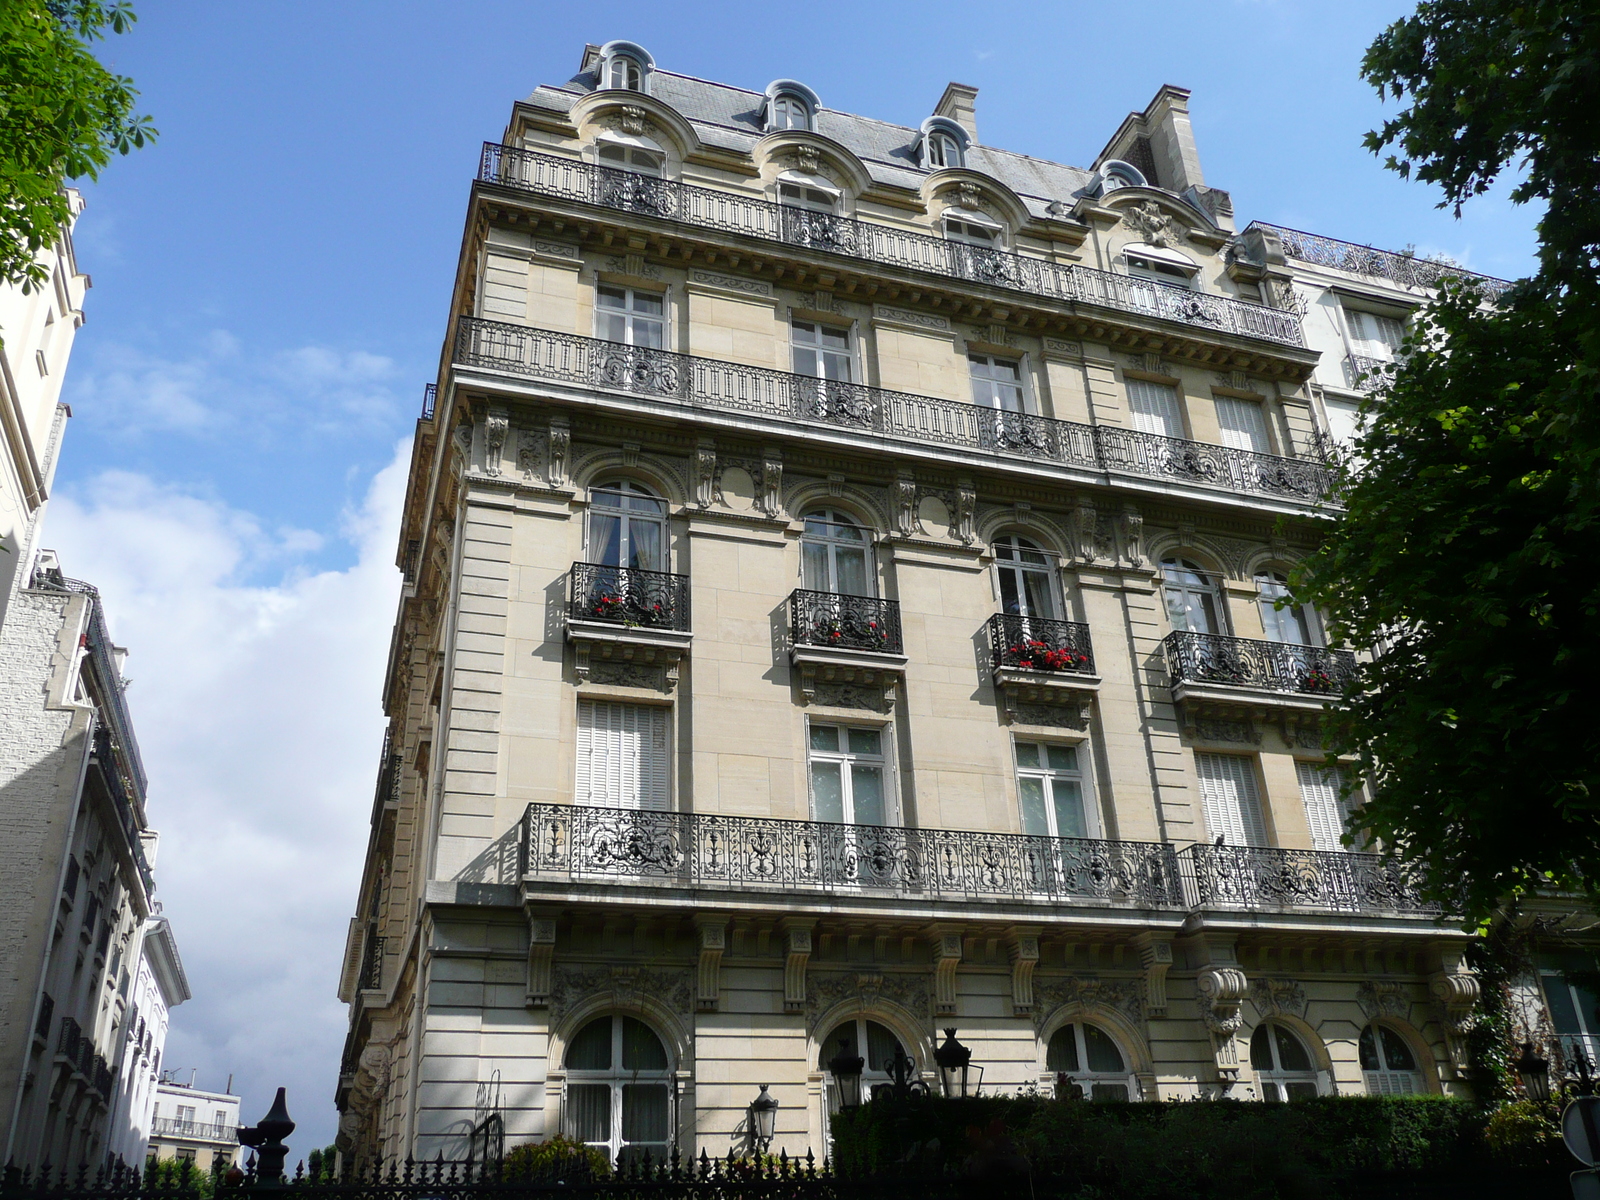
[935,82,979,142]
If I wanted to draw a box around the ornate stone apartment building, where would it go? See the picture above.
[336,42,1569,1165]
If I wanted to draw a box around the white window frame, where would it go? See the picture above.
[563,1014,673,1166]
[1296,760,1356,854]
[1126,252,1195,289]
[595,284,667,349]
[1160,557,1226,635]
[1255,571,1317,646]
[806,720,894,827]
[993,534,1059,619]
[800,508,875,596]
[791,318,854,382]
[925,131,961,169]
[604,54,645,93]
[1360,1024,1424,1095]
[575,700,671,811]
[819,1017,909,1115]
[1214,395,1273,454]
[969,353,1029,414]
[1251,1022,1324,1101]
[1013,739,1096,840]
[586,479,669,572]
[777,181,838,212]
[944,213,1000,247]
[1195,752,1270,847]
[596,140,664,178]
[1344,307,1407,361]
[769,93,813,132]
[1045,1022,1139,1101]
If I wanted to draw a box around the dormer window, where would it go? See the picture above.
[927,132,960,168]
[1125,244,1197,290]
[778,182,836,213]
[598,141,662,177]
[919,117,970,171]
[598,40,653,94]
[945,214,998,247]
[1099,160,1147,193]
[764,80,821,133]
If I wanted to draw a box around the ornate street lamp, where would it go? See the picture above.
[827,1037,865,1110]
[933,1028,976,1098]
[1516,1041,1551,1103]
[748,1084,778,1148]
[884,1042,929,1101]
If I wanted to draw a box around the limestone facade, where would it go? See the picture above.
[335,44,1540,1165]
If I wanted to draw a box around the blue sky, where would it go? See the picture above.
[46,0,1541,1155]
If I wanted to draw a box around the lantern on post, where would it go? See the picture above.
[827,1037,865,1110]
[1516,1041,1551,1103]
[933,1028,978,1098]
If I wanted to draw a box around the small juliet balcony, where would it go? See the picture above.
[1342,353,1397,392]
[789,589,905,709]
[1162,631,1355,715]
[567,562,692,691]
[986,613,1101,728]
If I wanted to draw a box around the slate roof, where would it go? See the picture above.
[523,67,1097,220]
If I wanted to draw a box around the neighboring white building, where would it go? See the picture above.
[146,1080,239,1173]
[105,916,189,1167]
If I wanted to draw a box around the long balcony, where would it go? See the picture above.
[790,590,902,655]
[520,803,1185,910]
[480,145,1306,349]
[1246,221,1513,299]
[455,320,1337,507]
[1163,631,1356,698]
[1184,843,1439,916]
[151,1118,238,1143]
[569,562,691,631]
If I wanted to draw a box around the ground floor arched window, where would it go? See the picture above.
[1251,1022,1320,1101]
[1360,1024,1424,1095]
[1046,1021,1136,1101]
[564,1014,672,1165]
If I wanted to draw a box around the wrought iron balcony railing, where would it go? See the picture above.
[359,929,385,992]
[520,803,1185,910]
[421,382,437,420]
[987,613,1095,675]
[1184,843,1439,916]
[1342,354,1396,391]
[569,562,691,632]
[92,1054,113,1100]
[1245,221,1513,299]
[790,590,902,655]
[1163,631,1356,696]
[455,320,1336,506]
[479,144,1306,348]
[151,1118,238,1142]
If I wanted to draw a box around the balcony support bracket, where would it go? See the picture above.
[524,912,558,1008]
[1132,931,1175,1017]
[993,668,1100,729]
[790,646,906,712]
[1007,928,1042,1016]
[782,920,814,1014]
[694,916,727,1012]
[928,925,965,1017]
[569,621,692,692]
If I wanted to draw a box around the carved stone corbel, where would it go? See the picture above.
[1007,929,1041,1015]
[954,478,976,544]
[782,920,814,1014]
[893,470,918,537]
[548,417,571,489]
[929,926,964,1016]
[1117,503,1144,569]
[1196,962,1250,1087]
[483,408,509,477]
[1132,932,1174,1016]
[695,916,727,1012]
[1430,950,1480,1078]
[525,915,557,1008]
[1073,495,1098,563]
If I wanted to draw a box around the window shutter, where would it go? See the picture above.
[1127,379,1185,439]
[577,701,669,810]
[1195,753,1269,846]
[1215,397,1270,453]
[1296,761,1348,853]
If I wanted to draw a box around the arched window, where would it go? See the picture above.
[1099,160,1147,192]
[1360,1025,1423,1095]
[608,56,642,90]
[1047,1022,1135,1100]
[994,535,1057,619]
[820,1018,907,1108]
[778,181,837,213]
[564,1014,671,1165]
[801,509,872,596]
[1251,1022,1320,1101]
[597,141,663,177]
[926,131,961,169]
[770,93,812,132]
[1161,558,1223,634]
[1255,572,1313,645]
[945,213,998,247]
[588,480,667,572]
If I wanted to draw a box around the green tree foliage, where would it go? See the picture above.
[0,0,155,292]
[1291,1,1600,919]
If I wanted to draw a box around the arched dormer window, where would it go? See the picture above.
[598,40,653,94]
[1098,159,1147,193]
[919,117,969,171]
[596,137,663,178]
[765,80,821,132]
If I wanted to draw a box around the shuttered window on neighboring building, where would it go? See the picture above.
[576,701,670,810]
[1297,760,1352,853]
[1195,752,1269,847]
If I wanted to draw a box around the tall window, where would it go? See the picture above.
[606,56,643,92]
[576,701,669,810]
[597,142,662,177]
[1047,1023,1133,1100]
[994,535,1057,618]
[565,1015,671,1165]
[1127,378,1185,439]
[925,131,961,169]
[820,1018,905,1108]
[1160,558,1222,634]
[792,321,852,382]
[1015,741,1089,840]
[778,182,837,212]
[801,510,872,595]
[1215,397,1271,454]
[1540,964,1600,1071]
[589,480,667,572]
[1255,572,1312,644]
[1346,309,1405,360]
[1360,1025,1422,1095]
[770,93,812,131]
[808,723,888,826]
[1296,761,1353,854]
[1195,753,1269,847]
[1251,1023,1320,1100]
[596,286,664,348]
[969,355,1026,413]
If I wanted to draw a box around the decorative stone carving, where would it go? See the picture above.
[1357,980,1411,1022]
[1251,978,1308,1021]
[690,270,772,296]
[550,963,694,1024]
[694,439,718,507]
[695,918,727,1012]
[758,449,783,517]
[930,928,964,1016]
[517,430,546,482]
[793,145,821,176]
[784,922,814,1014]
[1004,698,1091,730]
[525,917,557,1007]
[1197,964,1250,1034]
[583,661,669,690]
[1042,337,1083,357]
[812,681,891,712]
[1008,930,1041,1015]
[548,417,571,488]
[605,253,662,281]
[893,471,918,536]
[1193,715,1258,744]
[1031,975,1145,1031]
[1430,953,1480,1076]
[806,968,932,1033]
[613,106,650,137]
[1117,503,1144,568]
[953,479,976,544]
[1133,934,1174,1017]
[873,305,950,331]
[956,181,986,212]
[483,408,509,477]
[1073,496,1099,562]
[1121,201,1186,248]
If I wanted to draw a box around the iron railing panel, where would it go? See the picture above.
[1162,631,1356,695]
[1185,843,1438,915]
[790,590,902,655]
[569,562,691,632]
[1244,221,1514,299]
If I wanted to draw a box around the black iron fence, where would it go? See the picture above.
[1162,631,1357,695]
[479,144,1306,348]
[1183,843,1439,916]
[520,802,1185,910]
[454,320,1335,506]
[987,614,1095,675]
[569,563,691,632]
[789,590,902,655]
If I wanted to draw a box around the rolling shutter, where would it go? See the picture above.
[1195,753,1269,847]
[576,701,670,810]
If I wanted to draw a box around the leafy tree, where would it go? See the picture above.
[0,0,156,293]
[1292,0,1600,918]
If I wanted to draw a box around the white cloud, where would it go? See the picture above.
[44,441,409,1151]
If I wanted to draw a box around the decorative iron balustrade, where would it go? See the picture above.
[34,994,53,1043]
[479,144,1305,348]
[1163,631,1357,696]
[454,320,1335,506]
[1184,843,1439,916]
[1343,354,1396,391]
[359,931,385,992]
[790,590,902,655]
[421,382,437,420]
[57,1017,81,1060]
[92,1055,112,1100]
[520,803,1185,910]
[1245,222,1514,299]
[151,1118,238,1142]
[569,562,691,632]
[987,613,1095,675]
